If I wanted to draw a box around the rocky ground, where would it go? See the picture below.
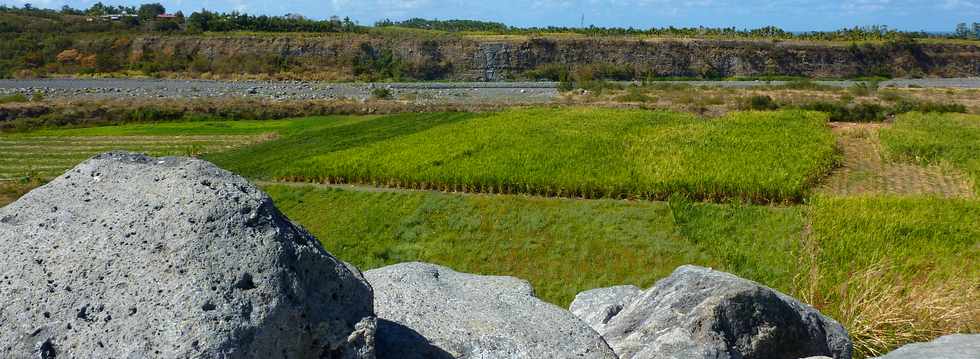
[0,79,558,104]
[2,78,979,104]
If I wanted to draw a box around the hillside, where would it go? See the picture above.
[3,33,978,81]
[3,5,980,81]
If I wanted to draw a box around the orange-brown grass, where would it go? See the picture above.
[0,180,39,207]
[798,259,979,358]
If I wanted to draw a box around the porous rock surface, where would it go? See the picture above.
[873,334,980,359]
[572,265,852,359]
[365,262,617,359]
[0,152,376,358]
[569,285,642,333]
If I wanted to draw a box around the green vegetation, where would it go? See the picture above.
[796,102,888,122]
[265,186,978,358]
[3,108,838,204]
[206,113,475,178]
[247,108,836,202]
[1,110,978,358]
[880,112,980,193]
[849,80,881,96]
[806,196,980,357]
[376,18,508,33]
[742,95,780,110]
[0,93,28,104]
[0,97,475,133]
[370,87,394,100]
[5,4,971,42]
[0,118,293,179]
[264,184,805,306]
[590,81,970,121]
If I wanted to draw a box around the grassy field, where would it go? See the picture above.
[206,112,477,178]
[881,112,980,194]
[265,185,977,358]
[0,109,977,358]
[264,184,805,307]
[0,119,293,179]
[805,196,980,356]
[236,108,836,203]
[819,123,975,197]
[0,114,457,180]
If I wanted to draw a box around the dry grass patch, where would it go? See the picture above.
[565,84,976,119]
[0,180,38,207]
[819,123,975,197]
[803,196,980,358]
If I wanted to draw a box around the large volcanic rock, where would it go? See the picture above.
[571,265,852,359]
[365,262,617,358]
[0,152,376,358]
[570,285,642,333]
[873,334,980,359]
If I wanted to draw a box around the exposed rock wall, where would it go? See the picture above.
[77,35,980,80]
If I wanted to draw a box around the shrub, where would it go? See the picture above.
[850,80,880,97]
[893,99,966,114]
[771,80,836,91]
[551,64,634,92]
[876,90,905,102]
[742,95,779,110]
[352,43,404,81]
[371,87,393,100]
[796,101,885,122]
[0,93,28,104]
[849,103,887,122]
[524,63,569,81]
[615,86,653,103]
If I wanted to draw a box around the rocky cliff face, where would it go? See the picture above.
[79,35,980,80]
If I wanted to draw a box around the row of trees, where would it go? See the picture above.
[1,4,978,42]
[13,2,169,21]
[1,4,361,34]
[185,10,359,33]
[375,18,508,32]
[954,23,980,39]
[376,20,965,42]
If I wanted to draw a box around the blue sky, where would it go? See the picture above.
[3,0,979,31]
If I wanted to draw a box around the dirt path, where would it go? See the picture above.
[818,123,975,198]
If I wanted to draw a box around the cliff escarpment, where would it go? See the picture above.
[68,35,980,80]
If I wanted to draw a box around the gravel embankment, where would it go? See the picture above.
[1,78,978,103]
[0,79,558,104]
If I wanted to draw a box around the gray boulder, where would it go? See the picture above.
[365,262,617,359]
[575,265,852,359]
[873,334,980,359]
[0,152,376,358]
[570,285,642,332]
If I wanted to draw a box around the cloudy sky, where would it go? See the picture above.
[3,0,978,31]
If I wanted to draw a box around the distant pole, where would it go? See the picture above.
[581,14,584,28]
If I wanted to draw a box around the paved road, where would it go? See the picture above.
[1,78,978,103]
